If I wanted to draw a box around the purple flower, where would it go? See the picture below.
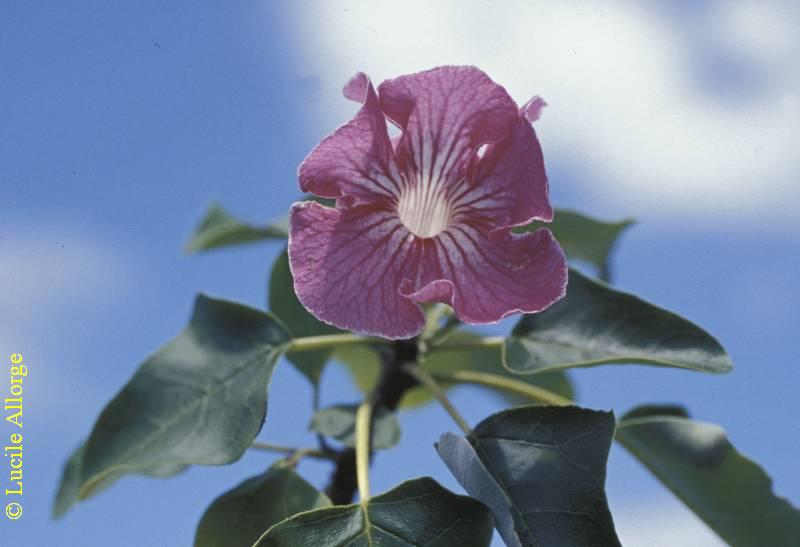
[289,66,567,339]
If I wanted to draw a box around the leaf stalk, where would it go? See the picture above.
[355,400,373,501]
[431,370,572,406]
[249,441,336,462]
[405,364,472,436]
[286,333,386,353]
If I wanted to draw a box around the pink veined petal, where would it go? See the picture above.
[450,108,554,230]
[298,72,403,205]
[343,71,369,103]
[399,226,568,324]
[288,200,427,339]
[378,66,519,193]
[293,67,566,336]
[521,95,547,123]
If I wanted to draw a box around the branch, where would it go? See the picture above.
[249,442,336,462]
[324,340,419,504]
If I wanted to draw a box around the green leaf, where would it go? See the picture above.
[617,406,800,547]
[53,443,86,518]
[56,295,290,512]
[53,441,186,518]
[269,248,342,384]
[185,204,287,253]
[504,269,733,374]
[254,477,494,546]
[437,405,621,547]
[334,332,574,409]
[516,209,633,281]
[194,461,331,547]
[309,404,401,450]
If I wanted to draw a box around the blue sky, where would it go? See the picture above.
[1,2,798,545]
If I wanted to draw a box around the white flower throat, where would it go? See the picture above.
[396,179,453,238]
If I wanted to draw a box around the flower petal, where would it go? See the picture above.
[521,95,547,123]
[378,66,518,190]
[298,73,402,204]
[450,113,553,229]
[343,71,369,103]
[288,201,426,339]
[400,226,567,324]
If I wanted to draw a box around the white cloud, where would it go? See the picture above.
[0,228,133,321]
[614,497,725,547]
[287,1,800,227]
[0,227,136,404]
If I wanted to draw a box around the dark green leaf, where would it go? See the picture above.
[334,332,574,409]
[504,269,733,374]
[254,477,494,546]
[185,204,287,253]
[617,406,800,547]
[309,404,401,450]
[57,295,290,512]
[53,443,86,518]
[53,442,185,518]
[437,405,620,547]
[269,248,341,384]
[515,209,633,281]
[194,461,331,547]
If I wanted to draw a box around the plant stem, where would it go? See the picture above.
[432,370,573,406]
[428,335,505,353]
[250,441,336,461]
[285,448,322,468]
[324,340,419,505]
[287,333,385,354]
[427,313,462,346]
[405,364,472,436]
[355,399,373,501]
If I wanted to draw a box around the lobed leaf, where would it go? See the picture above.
[194,461,330,547]
[53,443,87,518]
[437,405,621,547]
[254,477,494,546]
[54,441,186,518]
[185,204,287,253]
[617,405,800,546]
[54,295,290,514]
[309,404,401,450]
[504,269,733,374]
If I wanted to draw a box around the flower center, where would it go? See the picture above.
[397,182,453,238]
